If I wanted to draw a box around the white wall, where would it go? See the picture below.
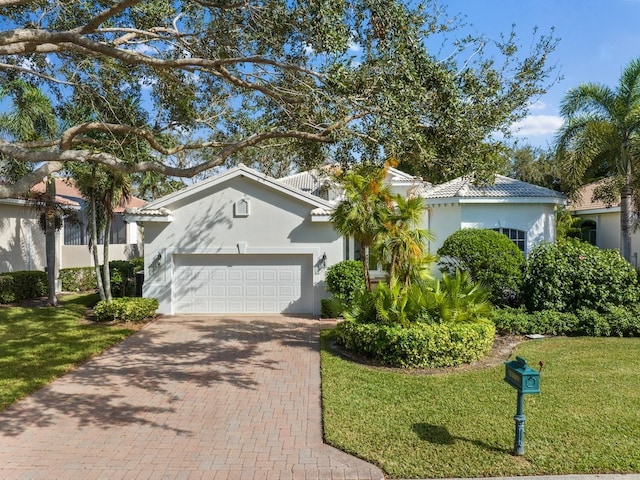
[459,203,557,256]
[427,203,462,255]
[0,203,48,273]
[143,175,342,315]
[577,210,640,267]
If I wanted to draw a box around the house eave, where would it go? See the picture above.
[424,196,567,206]
[572,206,620,215]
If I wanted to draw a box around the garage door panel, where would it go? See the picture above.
[174,254,312,314]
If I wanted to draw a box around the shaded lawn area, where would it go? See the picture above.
[0,294,136,411]
[321,332,640,479]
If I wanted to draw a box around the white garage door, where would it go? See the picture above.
[173,254,313,314]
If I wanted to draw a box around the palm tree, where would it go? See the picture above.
[556,58,640,262]
[375,194,435,286]
[101,171,132,302]
[330,165,391,290]
[0,80,58,305]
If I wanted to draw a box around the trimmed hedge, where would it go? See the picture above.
[492,306,640,337]
[0,271,48,304]
[93,297,159,323]
[523,239,640,312]
[437,229,526,306]
[59,267,97,292]
[60,258,144,296]
[333,319,495,368]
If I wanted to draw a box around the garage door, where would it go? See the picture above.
[173,254,313,314]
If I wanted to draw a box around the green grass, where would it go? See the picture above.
[321,332,640,478]
[0,293,136,410]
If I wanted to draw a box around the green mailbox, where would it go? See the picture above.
[503,356,542,455]
[504,356,540,394]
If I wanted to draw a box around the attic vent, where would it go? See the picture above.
[234,198,250,217]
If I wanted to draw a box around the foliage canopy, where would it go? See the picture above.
[0,0,557,197]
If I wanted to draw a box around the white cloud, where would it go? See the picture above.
[348,41,362,53]
[511,114,564,137]
[528,101,547,111]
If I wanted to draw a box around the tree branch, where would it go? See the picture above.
[74,0,144,34]
[0,29,320,102]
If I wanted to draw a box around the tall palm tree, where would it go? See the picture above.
[330,165,391,291]
[0,80,58,305]
[101,171,132,302]
[556,58,640,262]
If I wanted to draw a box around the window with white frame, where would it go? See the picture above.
[492,228,526,253]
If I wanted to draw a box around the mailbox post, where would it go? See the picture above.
[504,356,540,455]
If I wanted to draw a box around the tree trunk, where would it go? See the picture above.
[620,178,634,264]
[620,144,634,264]
[102,215,113,303]
[45,177,57,306]
[89,192,106,301]
[361,242,372,291]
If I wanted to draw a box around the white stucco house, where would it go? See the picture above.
[568,180,640,267]
[0,178,145,288]
[126,164,566,316]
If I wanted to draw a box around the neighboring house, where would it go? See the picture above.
[568,180,640,267]
[127,164,566,316]
[0,178,145,288]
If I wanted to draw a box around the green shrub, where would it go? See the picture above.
[59,267,97,292]
[0,270,48,303]
[491,308,579,335]
[492,306,640,337]
[523,239,640,312]
[321,297,344,318]
[437,229,525,306]
[334,319,495,368]
[93,297,159,323]
[326,260,365,305]
[59,258,144,296]
[345,273,491,326]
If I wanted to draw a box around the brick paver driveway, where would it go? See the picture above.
[0,316,384,480]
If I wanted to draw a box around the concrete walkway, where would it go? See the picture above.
[0,315,384,480]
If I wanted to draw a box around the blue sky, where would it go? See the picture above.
[449,0,640,150]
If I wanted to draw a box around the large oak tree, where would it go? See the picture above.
[0,0,557,197]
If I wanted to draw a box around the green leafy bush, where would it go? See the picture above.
[345,272,491,326]
[437,229,525,306]
[491,308,579,335]
[93,297,159,323]
[492,306,640,337]
[321,297,344,318]
[59,258,144,296]
[326,260,365,305]
[0,271,48,303]
[334,319,495,368]
[523,239,640,312]
[60,267,97,292]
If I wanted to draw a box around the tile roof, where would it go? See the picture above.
[29,177,146,212]
[419,174,566,200]
[278,169,330,196]
[568,180,620,211]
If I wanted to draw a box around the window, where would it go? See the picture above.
[492,228,526,253]
[64,212,128,245]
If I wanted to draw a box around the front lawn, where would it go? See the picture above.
[0,293,136,410]
[321,333,640,478]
